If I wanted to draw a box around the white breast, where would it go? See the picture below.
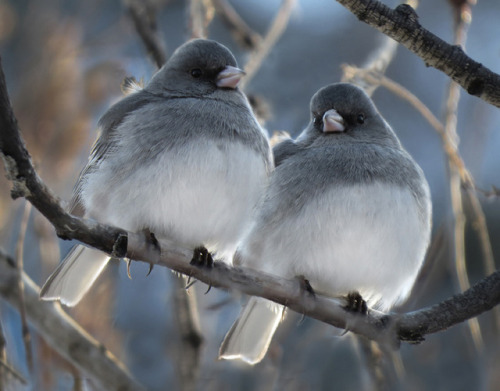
[244,182,430,311]
[83,141,268,261]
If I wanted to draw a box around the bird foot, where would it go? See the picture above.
[297,275,316,297]
[127,229,158,279]
[398,328,425,344]
[344,291,368,315]
[125,257,154,279]
[190,246,214,267]
[144,230,159,276]
[148,231,160,249]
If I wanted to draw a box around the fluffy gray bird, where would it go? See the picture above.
[219,83,431,364]
[40,39,272,306]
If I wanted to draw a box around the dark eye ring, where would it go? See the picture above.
[357,114,365,124]
[190,68,202,78]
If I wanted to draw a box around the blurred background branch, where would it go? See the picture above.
[0,318,27,388]
[0,249,142,390]
[188,0,211,38]
[124,0,167,68]
[443,0,484,353]
[14,200,34,380]
[211,0,262,49]
[239,0,296,90]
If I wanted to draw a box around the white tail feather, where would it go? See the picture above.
[219,297,284,365]
[40,245,110,307]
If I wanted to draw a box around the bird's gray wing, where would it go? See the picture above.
[69,90,161,215]
[272,138,300,167]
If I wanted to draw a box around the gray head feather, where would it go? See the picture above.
[146,39,239,97]
[299,83,401,149]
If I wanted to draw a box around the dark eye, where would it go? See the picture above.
[357,114,365,124]
[190,68,202,78]
[313,116,322,126]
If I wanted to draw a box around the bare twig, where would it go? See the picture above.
[188,0,214,39]
[14,200,34,378]
[0,249,142,390]
[172,277,203,391]
[240,0,296,90]
[335,0,500,108]
[465,188,497,274]
[464,184,500,332]
[0,320,27,388]
[342,35,398,96]
[444,0,483,352]
[477,185,500,199]
[0,319,6,390]
[211,0,262,49]
[355,338,404,390]
[0,356,27,388]
[123,0,167,68]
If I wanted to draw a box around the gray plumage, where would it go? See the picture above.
[41,39,272,306]
[219,83,431,364]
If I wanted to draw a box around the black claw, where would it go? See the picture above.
[148,231,159,247]
[126,259,132,279]
[204,284,212,294]
[185,278,197,290]
[297,276,316,298]
[190,246,214,267]
[296,276,315,323]
[344,291,368,315]
[143,229,161,250]
[303,279,315,297]
[146,263,154,277]
[140,229,159,277]
[297,313,307,326]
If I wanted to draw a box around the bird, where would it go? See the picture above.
[219,82,432,365]
[40,39,273,306]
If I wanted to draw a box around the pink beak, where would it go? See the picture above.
[322,109,345,133]
[216,66,245,89]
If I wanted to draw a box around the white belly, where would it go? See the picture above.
[83,141,268,260]
[252,182,429,310]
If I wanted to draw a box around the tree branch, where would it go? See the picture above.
[335,0,500,108]
[398,269,500,339]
